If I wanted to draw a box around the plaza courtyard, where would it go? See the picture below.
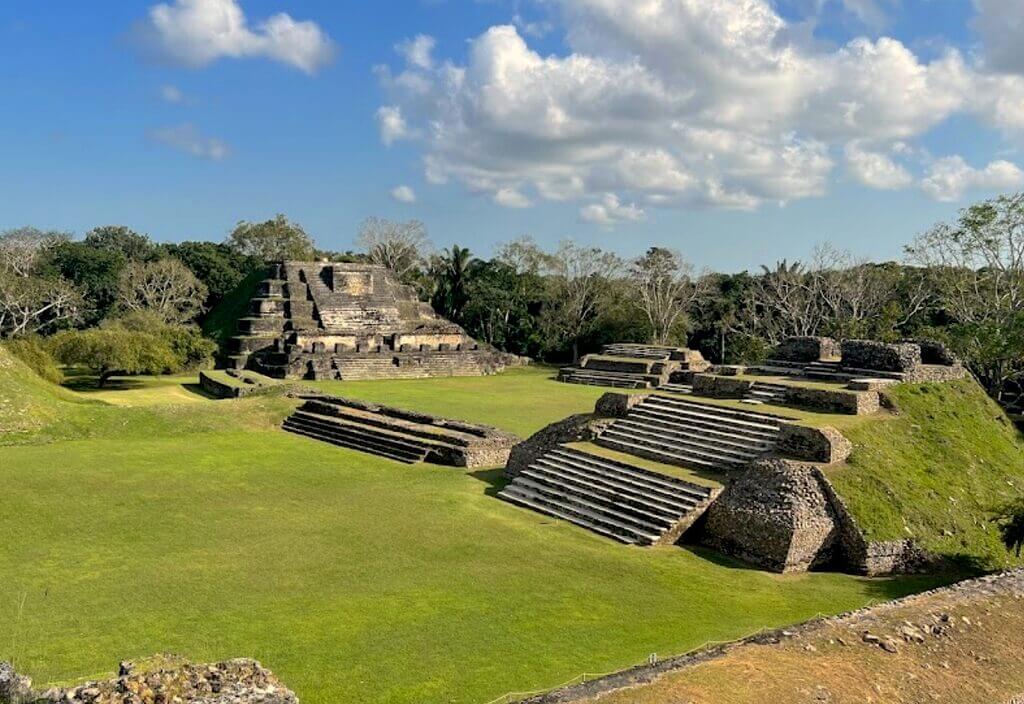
[0,360,943,704]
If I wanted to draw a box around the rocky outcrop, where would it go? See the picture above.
[0,657,296,704]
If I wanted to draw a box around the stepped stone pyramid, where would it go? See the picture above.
[227,261,513,380]
[558,343,709,390]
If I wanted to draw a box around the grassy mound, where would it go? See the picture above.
[0,345,99,442]
[827,379,1024,570]
[201,268,266,349]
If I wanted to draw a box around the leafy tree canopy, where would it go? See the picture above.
[225,214,316,262]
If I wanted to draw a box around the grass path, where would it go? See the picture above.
[0,365,942,703]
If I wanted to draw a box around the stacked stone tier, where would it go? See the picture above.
[499,445,716,545]
[596,395,786,470]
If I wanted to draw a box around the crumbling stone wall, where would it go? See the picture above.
[771,336,840,362]
[691,374,754,398]
[783,386,880,415]
[504,414,613,478]
[776,425,852,463]
[841,340,921,372]
[0,657,296,704]
[594,392,650,418]
[701,459,841,573]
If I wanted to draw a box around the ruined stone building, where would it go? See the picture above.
[227,261,514,380]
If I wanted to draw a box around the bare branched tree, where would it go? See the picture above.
[542,241,622,361]
[0,271,82,337]
[629,247,711,345]
[357,217,430,278]
[0,227,68,278]
[117,258,208,324]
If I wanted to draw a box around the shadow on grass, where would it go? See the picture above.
[62,374,147,393]
[468,467,510,497]
[182,383,220,400]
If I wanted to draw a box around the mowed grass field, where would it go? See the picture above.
[0,362,941,703]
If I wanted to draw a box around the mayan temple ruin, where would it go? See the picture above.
[227,261,514,380]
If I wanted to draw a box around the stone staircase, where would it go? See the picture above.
[657,382,693,395]
[498,445,717,545]
[558,368,651,389]
[595,395,786,471]
[282,396,518,466]
[601,343,683,360]
[742,381,789,405]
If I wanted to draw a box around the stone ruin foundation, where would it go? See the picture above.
[0,656,296,704]
[227,261,519,380]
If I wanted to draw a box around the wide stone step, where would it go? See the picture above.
[299,402,473,447]
[499,482,659,544]
[547,447,712,500]
[657,383,693,395]
[600,426,756,466]
[284,414,430,460]
[282,420,424,464]
[612,418,769,457]
[595,434,744,471]
[513,476,669,535]
[528,458,698,515]
[522,466,691,527]
[291,410,435,451]
[561,372,648,389]
[630,406,780,443]
[641,397,786,431]
[498,485,643,545]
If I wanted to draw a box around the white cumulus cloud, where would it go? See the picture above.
[579,194,645,225]
[845,143,913,189]
[161,84,186,103]
[149,123,229,160]
[390,185,417,203]
[376,106,411,146]
[136,0,335,73]
[374,0,1024,221]
[920,156,1024,202]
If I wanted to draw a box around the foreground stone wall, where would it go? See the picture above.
[0,657,296,704]
[691,375,753,398]
[776,425,852,464]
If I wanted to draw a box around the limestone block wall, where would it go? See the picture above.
[776,424,853,463]
[841,339,921,372]
[772,336,840,362]
[783,386,880,415]
[504,414,613,478]
[701,459,841,573]
[691,374,754,398]
[594,391,651,417]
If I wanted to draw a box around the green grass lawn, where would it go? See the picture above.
[0,359,943,703]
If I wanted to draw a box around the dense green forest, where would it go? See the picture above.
[4,195,1024,403]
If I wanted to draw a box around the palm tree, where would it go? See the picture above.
[431,245,474,321]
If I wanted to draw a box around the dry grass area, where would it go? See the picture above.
[563,571,1024,704]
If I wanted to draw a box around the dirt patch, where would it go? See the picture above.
[526,570,1024,704]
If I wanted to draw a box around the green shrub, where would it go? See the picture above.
[50,327,177,387]
[107,311,218,371]
[3,336,64,384]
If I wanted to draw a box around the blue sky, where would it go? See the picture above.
[0,0,1021,271]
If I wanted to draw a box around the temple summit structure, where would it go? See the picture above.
[226,261,514,380]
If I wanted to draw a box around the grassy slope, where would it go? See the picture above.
[201,268,266,349]
[827,379,1024,569]
[0,361,939,704]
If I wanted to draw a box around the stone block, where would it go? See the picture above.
[691,374,754,398]
[783,386,879,415]
[504,414,612,478]
[776,424,852,463]
[595,391,650,417]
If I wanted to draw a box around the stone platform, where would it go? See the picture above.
[558,343,708,390]
[227,261,516,380]
[282,395,520,467]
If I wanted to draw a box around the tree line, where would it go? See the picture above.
[4,195,1024,402]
